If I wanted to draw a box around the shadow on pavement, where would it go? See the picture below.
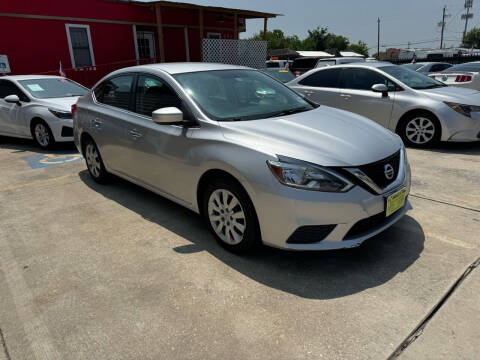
[79,170,425,300]
[409,141,480,155]
[0,136,78,153]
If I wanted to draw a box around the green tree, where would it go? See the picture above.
[462,27,480,48]
[348,41,369,57]
[249,29,303,51]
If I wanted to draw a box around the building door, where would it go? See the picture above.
[136,31,156,60]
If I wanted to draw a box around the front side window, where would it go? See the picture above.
[94,75,133,110]
[299,68,341,88]
[174,70,314,121]
[341,68,391,90]
[0,80,29,101]
[134,75,183,116]
[18,78,87,99]
[66,24,95,68]
[380,65,446,89]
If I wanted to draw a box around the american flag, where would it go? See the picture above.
[59,61,66,77]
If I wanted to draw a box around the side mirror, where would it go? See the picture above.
[152,107,184,124]
[4,94,21,105]
[371,84,389,96]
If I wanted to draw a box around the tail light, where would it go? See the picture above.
[455,75,472,82]
[71,104,77,118]
[295,71,301,77]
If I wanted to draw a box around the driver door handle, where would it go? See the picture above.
[304,90,315,96]
[129,129,143,139]
[340,94,351,99]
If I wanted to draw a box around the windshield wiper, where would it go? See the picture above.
[265,106,311,118]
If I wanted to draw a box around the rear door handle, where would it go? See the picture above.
[93,119,102,128]
[304,90,315,96]
[340,94,351,99]
[129,129,143,139]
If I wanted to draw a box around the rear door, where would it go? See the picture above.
[290,68,342,107]
[90,74,135,173]
[335,67,395,126]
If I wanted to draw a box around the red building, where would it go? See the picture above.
[0,0,275,86]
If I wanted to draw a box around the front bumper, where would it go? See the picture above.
[441,109,480,142]
[48,118,74,143]
[254,163,411,251]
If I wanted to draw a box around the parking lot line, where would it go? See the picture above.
[0,174,76,193]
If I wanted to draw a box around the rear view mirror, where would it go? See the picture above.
[152,107,183,124]
[4,94,20,105]
[371,84,389,96]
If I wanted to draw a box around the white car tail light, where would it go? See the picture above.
[455,75,472,82]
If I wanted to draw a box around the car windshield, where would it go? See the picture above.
[174,69,314,121]
[400,63,424,71]
[380,65,447,89]
[263,69,295,83]
[445,63,480,72]
[18,78,88,99]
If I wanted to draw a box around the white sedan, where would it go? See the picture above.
[429,62,480,91]
[0,75,88,148]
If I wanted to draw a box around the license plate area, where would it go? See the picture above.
[385,188,406,217]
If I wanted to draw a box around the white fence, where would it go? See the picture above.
[202,39,267,69]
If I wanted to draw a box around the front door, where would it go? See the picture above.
[0,80,29,135]
[335,68,395,127]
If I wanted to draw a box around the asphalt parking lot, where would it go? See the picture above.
[0,137,478,360]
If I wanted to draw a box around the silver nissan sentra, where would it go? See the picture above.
[73,63,411,253]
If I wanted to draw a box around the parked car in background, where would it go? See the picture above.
[401,62,452,74]
[262,68,295,83]
[291,56,365,77]
[0,75,88,148]
[315,57,365,68]
[288,62,480,146]
[429,61,480,90]
[74,63,410,253]
[265,59,293,69]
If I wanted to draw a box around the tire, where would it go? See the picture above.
[398,112,440,147]
[31,120,55,149]
[84,137,110,184]
[202,178,260,254]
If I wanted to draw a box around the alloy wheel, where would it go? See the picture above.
[405,117,435,145]
[34,123,50,147]
[85,143,101,178]
[208,189,246,245]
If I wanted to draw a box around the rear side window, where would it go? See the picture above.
[299,68,342,88]
[292,58,319,69]
[341,68,390,90]
[94,75,134,110]
[134,75,183,117]
[0,80,29,102]
[430,64,451,72]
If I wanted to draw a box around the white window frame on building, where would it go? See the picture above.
[133,25,157,61]
[65,24,96,68]
[207,32,221,39]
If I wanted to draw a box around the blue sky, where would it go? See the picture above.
[146,0,478,54]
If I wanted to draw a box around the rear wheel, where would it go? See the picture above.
[399,113,440,147]
[31,120,55,149]
[203,178,260,254]
[84,138,110,184]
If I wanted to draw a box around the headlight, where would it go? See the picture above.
[48,108,72,119]
[267,157,354,192]
[444,102,480,118]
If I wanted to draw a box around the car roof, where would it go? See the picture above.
[1,75,64,81]
[113,62,251,75]
[321,61,393,69]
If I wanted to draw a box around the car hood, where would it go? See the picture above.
[220,106,402,167]
[418,86,480,104]
[38,97,80,112]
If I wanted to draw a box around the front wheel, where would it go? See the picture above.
[203,178,260,254]
[84,138,110,184]
[32,120,55,149]
[399,114,440,147]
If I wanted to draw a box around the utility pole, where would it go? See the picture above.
[377,17,380,59]
[462,0,474,42]
[439,6,446,49]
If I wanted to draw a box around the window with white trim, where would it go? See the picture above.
[207,32,221,39]
[65,24,95,68]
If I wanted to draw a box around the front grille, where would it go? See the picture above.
[287,225,336,244]
[61,126,73,137]
[357,151,400,189]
